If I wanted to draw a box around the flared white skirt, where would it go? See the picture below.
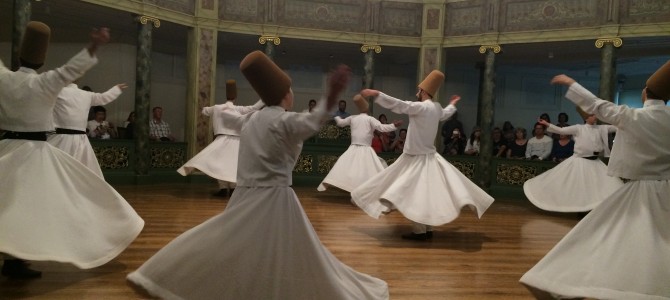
[127,186,388,300]
[318,144,387,192]
[520,180,670,299]
[351,152,494,226]
[0,139,144,269]
[178,135,239,183]
[47,133,104,178]
[523,156,624,212]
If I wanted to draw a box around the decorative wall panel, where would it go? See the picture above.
[620,0,670,24]
[276,0,366,32]
[196,29,215,153]
[445,0,487,36]
[426,8,440,30]
[378,2,422,36]
[219,0,265,23]
[144,0,196,14]
[93,146,130,170]
[500,0,606,32]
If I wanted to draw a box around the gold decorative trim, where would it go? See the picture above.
[478,45,502,54]
[361,44,382,54]
[595,37,623,48]
[139,15,161,28]
[259,36,281,46]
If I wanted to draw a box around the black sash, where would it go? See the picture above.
[56,128,86,135]
[3,131,47,141]
[583,152,600,160]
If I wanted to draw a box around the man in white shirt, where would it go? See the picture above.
[525,122,553,160]
[353,70,494,240]
[318,94,400,193]
[178,80,263,197]
[520,62,670,299]
[49,83,126,177]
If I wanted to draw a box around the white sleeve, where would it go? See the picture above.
[280,99,332,142]
[440,104,457,121]
[374,92,428,115]
[370,117,396,132]
[334,116,351,127]
[235,99,264,115]
[36,49,98,101]
[546,124,579,135]
[90,85,122,106]
[565,82,632,127]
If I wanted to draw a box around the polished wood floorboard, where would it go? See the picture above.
[0,183,581,299]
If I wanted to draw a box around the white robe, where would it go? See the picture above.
[128,100,388,299]
[520,83,670,299]
[351,93,494,226]
[317,113,396,192]
[177,100,263,184]
[0,49,144,269]
[47,84,122,178]
[523,123,624,212]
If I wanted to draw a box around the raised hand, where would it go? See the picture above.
[550,74,576,86]
[326,64,352,111]
[116,83,128,89]
[449,95,461,106]
[360,89,380,98]
[537,118,550,126]
[88,27,110,56]
[392,120,403,127]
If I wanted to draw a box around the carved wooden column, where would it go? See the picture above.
[134,16,159,176]
[595,37,622,101]
[475,44,500,189]
[259,36,280,61]
[361,44,381,115]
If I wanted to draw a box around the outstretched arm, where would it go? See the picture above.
[361,89,427,115]
[334,116,352,127]
[552,75,632,127]
[235,99,264,115]
[539,119,579,136]
[90,83,126,106]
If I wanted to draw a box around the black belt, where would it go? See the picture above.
[56,128,86,135]
[2,131,47,141]
[583,152,600,160]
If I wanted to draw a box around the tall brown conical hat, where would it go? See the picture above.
[239,51,291,106]
[226,80,237,100]
[646,60,670,100]
[418,70,444,98]
[20,21,51,66]
[353,94,368,113]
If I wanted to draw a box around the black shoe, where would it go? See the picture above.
[426,231,433,239]
[1,260,42,279]
[228,188,235,197]
[213,189,227,197]
[401,232,428,241]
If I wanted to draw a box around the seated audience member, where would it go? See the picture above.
[526,122,553,160]
[390,128,407,153]
[443,127,466,156]
[506,128,528,159]
[552,112,570,140]
[502,121,515,142]
[371,130,383,154]
[441,111,465,149]
[124,111,136,139]
[550,133,574,162]
[308,99,317,112]
[492,127,507,157]
[464,126,481,156]
[87,106,117,139]
[149,106,175,142]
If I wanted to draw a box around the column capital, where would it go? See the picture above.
[138,15,161,28]
[361,44,382,54]
[478,44,502,54]
[595,37,623,48]
[259,35,281,46]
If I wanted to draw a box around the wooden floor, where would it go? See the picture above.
[0,183,581,299]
